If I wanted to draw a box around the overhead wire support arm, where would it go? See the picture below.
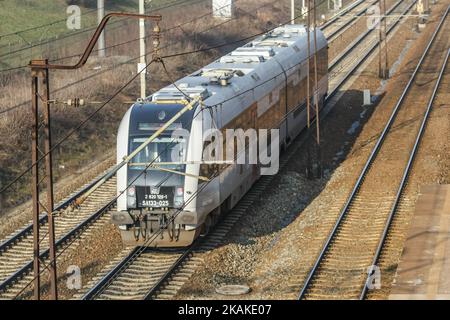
[27,12,162,300]
[70,96,202,209]
[29,12,162,70]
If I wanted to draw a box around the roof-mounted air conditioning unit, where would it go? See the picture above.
[253,39,294,48]
[220,55,264,64]
[151,84,210,102]
[200,69,245,86]
[231,47,275,59]
[274,25,306,34]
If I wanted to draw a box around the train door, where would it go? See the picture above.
[197,108,220,222]
[251,108,259,182]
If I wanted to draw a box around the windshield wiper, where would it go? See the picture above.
[129,163,209,182]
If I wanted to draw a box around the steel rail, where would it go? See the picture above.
[0,198,116,292]
[327,0,416,100]
[80,247,141,300]
[1,0,414,299]
[321,0,366,30]
[0,0,384,299]
[80,1,418,300]
[0,169,113,253]
[88,240,199,301]
[326,0,379,40]
[142,246,195,300]
[360,47,450,299]
[298,5,450,300]
[329,0,407,71]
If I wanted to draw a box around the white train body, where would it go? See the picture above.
[112,25,328,247]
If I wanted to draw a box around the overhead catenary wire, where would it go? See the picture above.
[9,0,413,298]
[0,0,276,113]
[12,91,205,299]
[0,0,209,73]
[0,0,253,72]
[50,0,248,64]
[0,0,207,60]
[0,0,314,117]
[0,0,328,197]
[0,0,329,198]
[11,0,333,293]
[0,6,99,39]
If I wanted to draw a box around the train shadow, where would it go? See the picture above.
[214,88,387,247]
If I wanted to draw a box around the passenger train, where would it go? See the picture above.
[111,25,328,247]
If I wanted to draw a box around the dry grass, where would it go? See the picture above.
[0,0,292,211]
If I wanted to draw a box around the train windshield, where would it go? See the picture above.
[129,136,186,171]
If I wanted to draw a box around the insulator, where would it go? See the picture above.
[66,98,84,107]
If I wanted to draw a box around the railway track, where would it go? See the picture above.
[328,0,415,86]
[298,6,450,300]
[0,171,116,298]
[77,1,417,300]
[321,0,379,41]
[78,109,326,300]
[0,0,414,300]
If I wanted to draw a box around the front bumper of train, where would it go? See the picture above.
[110,209,200,247]
[110,209,198,227]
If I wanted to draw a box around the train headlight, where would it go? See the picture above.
[176,187,184,196]
[174,197,184,207]
[127,186,136,208]
[127,197,136,208]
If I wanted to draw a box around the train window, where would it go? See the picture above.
[138,122,182,131]
[200,163,219,179]
[293,106,303,118]
[251,73,261,81]
[129,136,186,170]
[201,139,222,179]
[200,163,209,178]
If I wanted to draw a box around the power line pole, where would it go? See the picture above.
[313,0,322,178]
[26,12,162,300]
[291,0,295,24]
[30,59,58,300]
[306,0,311,130]
[98,0,106,57]
[378,0,388,79]
[43,64,58,301]
[31,67,40,300]
[306,0,313,178]
[383,0,388,78]
[139,0,147,99]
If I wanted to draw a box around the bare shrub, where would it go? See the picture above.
[0,0,288,210]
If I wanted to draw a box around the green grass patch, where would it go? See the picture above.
[0,0,174,68]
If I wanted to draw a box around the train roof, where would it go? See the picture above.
[149,25,327,102]
[138,24,328,127]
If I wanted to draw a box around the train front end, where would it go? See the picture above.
[111,96,204,247]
